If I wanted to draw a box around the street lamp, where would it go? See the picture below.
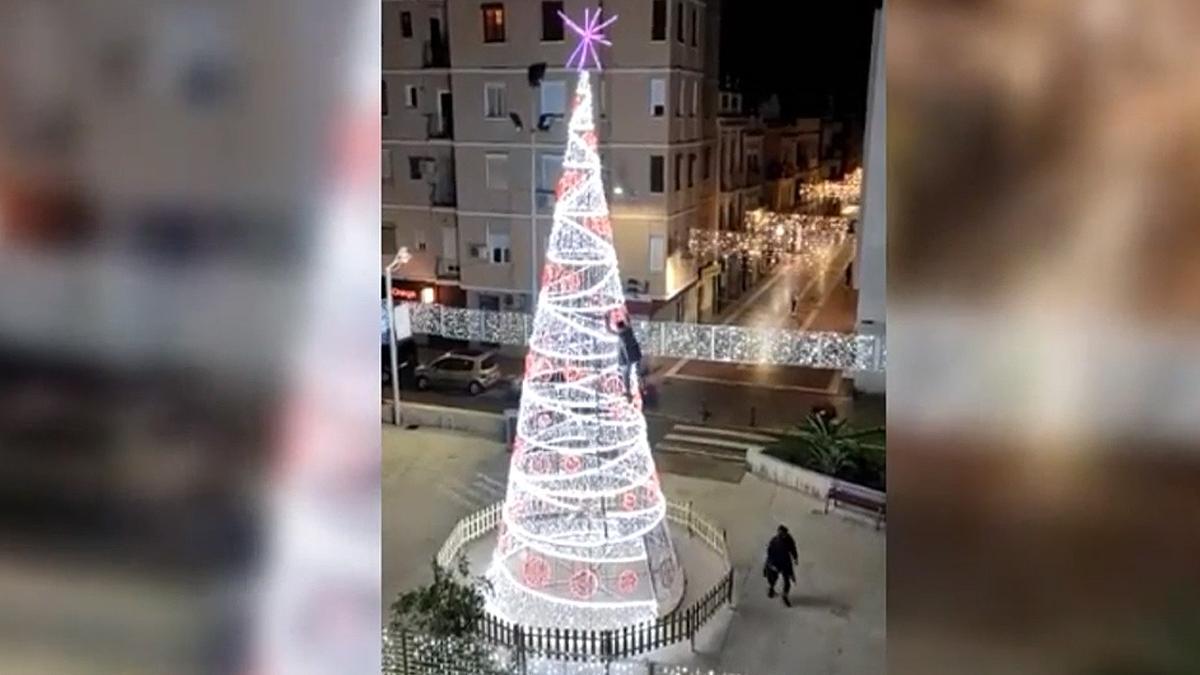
[385,246,411,425]
[509,62,558,313]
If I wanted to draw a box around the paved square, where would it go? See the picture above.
[383,426,885,675]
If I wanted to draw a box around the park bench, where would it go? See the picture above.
[824,481,886,530]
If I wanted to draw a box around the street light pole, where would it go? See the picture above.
[529,111,539,312]
[385,248,411,425]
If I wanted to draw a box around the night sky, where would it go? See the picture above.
[721,0,880,120]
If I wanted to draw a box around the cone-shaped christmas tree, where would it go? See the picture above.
[486,22,683,630]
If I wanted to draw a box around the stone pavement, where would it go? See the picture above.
[382,427,885,675]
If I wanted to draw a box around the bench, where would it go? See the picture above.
[825,481,886,530]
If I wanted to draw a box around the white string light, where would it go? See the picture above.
[798,167,863,205]
[688,212,850,262]
[486,68,683,631]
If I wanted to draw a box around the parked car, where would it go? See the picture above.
[415,349,502,395]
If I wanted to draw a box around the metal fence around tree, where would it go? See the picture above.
[384,629,745,675]
[390,499,739,672]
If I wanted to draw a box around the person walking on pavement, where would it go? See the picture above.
[763,525,799,606]
[607,311,642,400]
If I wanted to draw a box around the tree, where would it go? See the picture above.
[486,63,682,630]
[387,557,509,675]
[389,557,489,639]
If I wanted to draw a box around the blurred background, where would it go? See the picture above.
[0,1,380,674]
[889,1,1200,674]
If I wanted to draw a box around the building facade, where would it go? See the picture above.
[853,5,885,394]
[383,0,722,322]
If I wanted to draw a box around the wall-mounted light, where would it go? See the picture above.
[420,287,436,304]
[613,186,624,195]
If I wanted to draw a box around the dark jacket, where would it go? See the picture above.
[766,532,798,576]
[618,326,642,364]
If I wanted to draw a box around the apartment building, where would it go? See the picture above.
[383,0,722,322]
[713,89,756,233]
[761,118,821,212]
[382,0,464,306]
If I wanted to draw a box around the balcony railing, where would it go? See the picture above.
[422,40,450,68]
[430,186,456,208]
[435,256,459,279]
[426,114,452,140]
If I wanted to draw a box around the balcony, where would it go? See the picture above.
[422,40,450,69]
[430,183,456,208]
[426,113,452,140]
[436,256,460,279]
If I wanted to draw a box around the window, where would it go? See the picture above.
[676,81,684,117]
[382,222,398,255]
[408,157,423,180]
[651,0,666,41]
[649,235,666,272]
[401,11,413,38]
[484,82,506,118]
[442,226,457,260]
[649,155,665,193]
[540,80,566,116]
[688,153,695,188]
[539,154,563,192]
[674,153,681,191]
[690,6,698,46]
[703,146,711,180]
[691,80,699,116]
[382,81,389,116]
[487,226,512,264]
[482,3,506,43]
[382,150,393,182]
[405,84,418,108]
[414,230,428,252]
[675,2,684,42]
[436,356,470,371]
[650,78,666,117]
[485,153,509,190]
[541,1,564,41]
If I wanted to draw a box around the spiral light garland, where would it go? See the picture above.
[486,43,683,630]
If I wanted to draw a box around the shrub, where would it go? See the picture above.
[765,413,886,491]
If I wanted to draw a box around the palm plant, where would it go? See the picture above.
[780,413,885,480]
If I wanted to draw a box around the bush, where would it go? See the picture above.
[387,557,509,675]
[764,414,886,492]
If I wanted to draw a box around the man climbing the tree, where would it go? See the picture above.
[607,311,642,401]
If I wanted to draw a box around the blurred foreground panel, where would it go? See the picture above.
[890,1,1200,674]
[0,1,380,674]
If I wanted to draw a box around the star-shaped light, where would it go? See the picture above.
[559,8,617,72]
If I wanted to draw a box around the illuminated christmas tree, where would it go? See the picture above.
[486,9,683,630]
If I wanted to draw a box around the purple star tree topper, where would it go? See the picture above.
[559,7,617,72]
